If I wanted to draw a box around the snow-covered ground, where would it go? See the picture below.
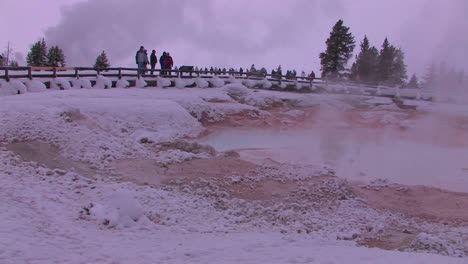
[0,85,467,263]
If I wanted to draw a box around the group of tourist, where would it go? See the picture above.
[135,46,315,81]
[135,46,173,75]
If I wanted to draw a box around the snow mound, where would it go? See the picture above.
[94,75,112,89]
[243,79,257,88]
[210,76,225,87]
[261,78,273,89]
[279,82,287,90]
[223,84,251,99]
[408,233,466,257]
[72,78,92,89]
[195,77,209,88]
[135,78,148,88]
[174,78,186,88]
[50,78,72,90]
[0,80,17,96]
[26,80,47,93]
[228,76,242,84]
[10,80,28,94]
[116,79,130,88]
[157,77,171,88]
[89,190,147,228]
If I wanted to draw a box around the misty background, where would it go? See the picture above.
[2,0,467,76]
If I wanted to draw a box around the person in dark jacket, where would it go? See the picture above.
[159,52,167,76]
[150,50,157,75]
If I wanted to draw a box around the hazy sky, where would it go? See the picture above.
[1,0,467,76]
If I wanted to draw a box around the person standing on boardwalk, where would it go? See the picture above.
[135,46,148,75]
[150,50,158,75]
[166,52,174,76]
[159,52,167,76]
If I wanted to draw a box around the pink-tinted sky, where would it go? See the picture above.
[1,0,467,76]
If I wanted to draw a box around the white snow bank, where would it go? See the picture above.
[261,78,273,89]
[243,79,257,88]
[72,78,92,89]
[174,78,186,88]
[94,75,112,89]
[10,80,28,94]
[157,76,172,88]
[116,79,130,88]
[50,78,72,90]
[135,78,148,88]
[223,83,251,99]
[0,80,16,96]
[196,77,209,88]
[26,80,47,93]
[90,190,148,228]
[210,76,225,87]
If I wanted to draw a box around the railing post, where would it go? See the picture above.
[74,68,79,78]
[5,68,9,82]
[53,67,57,78]
[28,67,32,80]
[118,68,122,80]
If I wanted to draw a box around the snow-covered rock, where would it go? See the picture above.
[26,80,47,93]
[157,77,171,88]
[94,75,112,89]
[116,79,130,88]
[261,78,273,89]
[10,80,28,94]
[90,190,147,228]
[135,78,148,88]
[174,78,186,88]
[210,76,225,88]
[50,78,72,90]
[72,78,92,89]
[0,80,16,96]
[196,77,209,88]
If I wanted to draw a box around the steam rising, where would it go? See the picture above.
[45,0,467,75]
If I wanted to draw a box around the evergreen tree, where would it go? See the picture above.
[423,63,438,89]
[94,51,110,70]
[390,48,408,85]
[319,19,356,79]
[26,38,48,67]
[47,46,66,67]
[408,74,419,89]
[351,36,379,83]
[376,38,396,84]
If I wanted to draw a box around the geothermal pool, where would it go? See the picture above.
[200,127,468,193]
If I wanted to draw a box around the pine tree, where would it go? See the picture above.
[47,46,66,67]
[351,36,379,83]
[94,51,110,70]
[26,38,48,67]
[376,38,397,84]
[390,48,408,85]
[319,19,356,79]
[408,74,419,89]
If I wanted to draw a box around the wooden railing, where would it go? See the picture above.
[0,66,320,84]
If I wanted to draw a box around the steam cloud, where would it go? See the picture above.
[45,0,467,75]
